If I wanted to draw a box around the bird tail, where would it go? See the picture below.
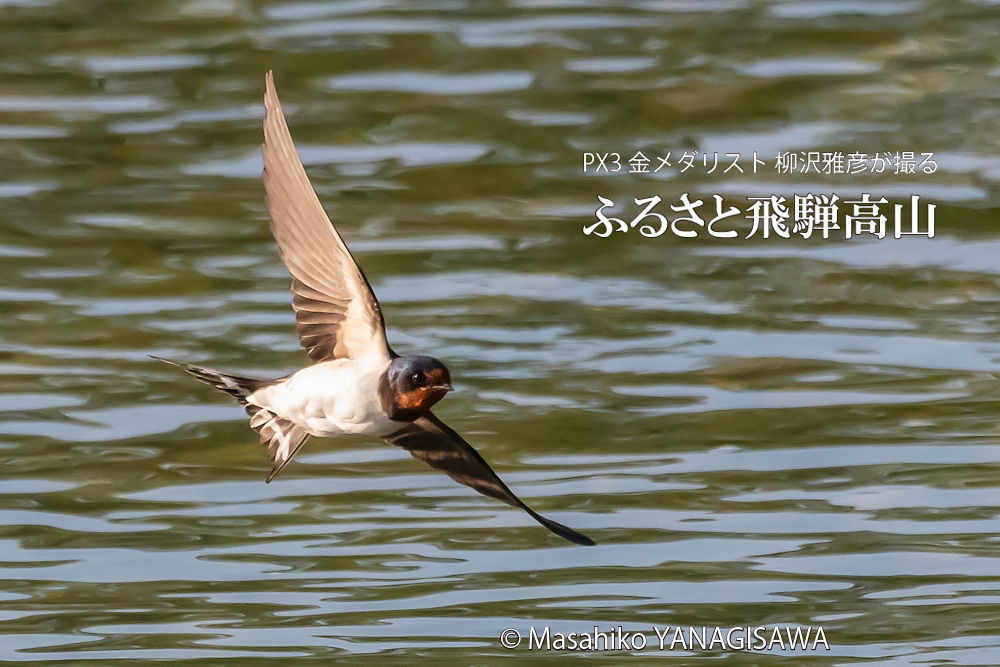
[152,356,273,405]
[154,356,309,483]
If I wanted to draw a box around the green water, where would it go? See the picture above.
[1,0,1000,663]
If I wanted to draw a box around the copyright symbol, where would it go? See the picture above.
[500,628,520,649]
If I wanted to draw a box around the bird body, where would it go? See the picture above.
[160,72,594,546]
[247,356,396,439]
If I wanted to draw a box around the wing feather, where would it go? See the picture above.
[384,413,594,546]
[262,71,390,364]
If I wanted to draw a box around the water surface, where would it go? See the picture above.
[1,0,1000,663]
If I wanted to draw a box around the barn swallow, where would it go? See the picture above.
[159,72,593,546]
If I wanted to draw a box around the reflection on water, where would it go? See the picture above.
[1,0,1000,663]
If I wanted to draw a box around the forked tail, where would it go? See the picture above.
[152,356,272,405]
[154,357,309,482]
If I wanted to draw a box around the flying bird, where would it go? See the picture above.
[160,71,594,546]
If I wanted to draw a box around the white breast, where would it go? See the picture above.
[247,358,397,437]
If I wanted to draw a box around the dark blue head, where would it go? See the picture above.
[381,355,452,421]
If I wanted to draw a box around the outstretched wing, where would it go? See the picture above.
[262,71,391,364]
[384,413,594,546]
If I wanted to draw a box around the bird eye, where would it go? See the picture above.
[411,372,421,382]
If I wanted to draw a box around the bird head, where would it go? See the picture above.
[384,355,453,419]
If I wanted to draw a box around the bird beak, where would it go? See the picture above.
[433,383,453,391]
